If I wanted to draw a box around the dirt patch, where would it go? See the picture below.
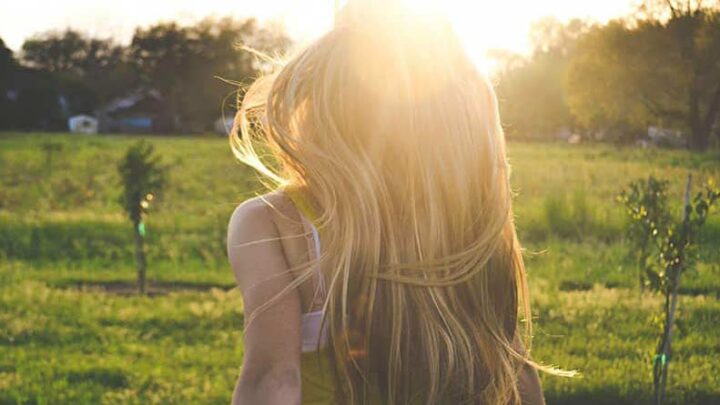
[59,280,234,296]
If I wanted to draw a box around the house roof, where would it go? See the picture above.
[96,89,162,115]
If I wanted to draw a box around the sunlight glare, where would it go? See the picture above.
[325,0,633,74]
[332,0,502,74]
[397,0,491,73]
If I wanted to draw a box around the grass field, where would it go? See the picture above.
[1,132,719,404]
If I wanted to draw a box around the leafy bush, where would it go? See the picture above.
[619,175,719,404]
[118,141,167,294]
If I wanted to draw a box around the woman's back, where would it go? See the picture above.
[228,191,546,404]
[227,1,564,403]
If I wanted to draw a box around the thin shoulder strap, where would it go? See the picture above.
[283,188,327,297]
[302,216,326,296]
[306,218,321,260]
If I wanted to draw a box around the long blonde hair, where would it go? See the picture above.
[232,2,563,403]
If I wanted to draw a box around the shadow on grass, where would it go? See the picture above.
[66,367,130,389]
[545,389,720,405]
[53,279,235,296]
[0,219,132,261]
[558,280,720,298]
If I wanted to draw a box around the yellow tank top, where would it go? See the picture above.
[300,349,337,404]
[285,188,378,404]
[283,188,334,403]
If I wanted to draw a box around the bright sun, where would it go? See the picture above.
[397,0,499,73]
[323,0,519,73]
[285,0,634,74]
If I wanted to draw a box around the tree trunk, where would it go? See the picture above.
[701,79,720,149]
[688,86,708,151]
[653,293,671,405]
[653,174,692,405]
[689,127,709,151]
[671,13,709,151]
[133,221,147,295]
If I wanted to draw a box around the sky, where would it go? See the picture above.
[1,0,638,58]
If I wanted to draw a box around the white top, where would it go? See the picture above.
[300,217,328,352]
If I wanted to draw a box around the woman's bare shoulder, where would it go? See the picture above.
[226,192,303,405]
[228,192,293,237]
[228,191,299,233]
[227,196,272,247]
[226,191,302,291]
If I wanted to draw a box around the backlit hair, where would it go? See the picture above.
[231,1,569,403]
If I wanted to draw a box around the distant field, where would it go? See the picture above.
[1,132,719,404]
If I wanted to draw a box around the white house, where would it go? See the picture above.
[68,115,98,134]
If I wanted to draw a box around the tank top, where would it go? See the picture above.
[296,210,383,404]
[300,216,328,353]
[285,189,335,403]
[287,190,544,404]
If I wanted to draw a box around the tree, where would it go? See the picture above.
[619,175,719,404]
[662,1,720,150]
[565,20,677,142]
[12,18,289,132]
[0,37,17,129]
[566,2,720,149]
[22,29,90,74]
[21,29,138,114]
[0,37,13,74]
[118,142,167,295]
[130,17,290,132]
[616,177,672,291]
[494,18,588,139]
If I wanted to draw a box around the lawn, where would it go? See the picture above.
[1,132,719,404]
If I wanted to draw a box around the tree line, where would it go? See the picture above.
[1,1,720,150]
[495,0,720,150]
[0,17,289,133]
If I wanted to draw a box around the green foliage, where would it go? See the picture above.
[565,20,678,139]
[493,3,720,148]
[0,67,66,130]
[0,37,13,71]
[22,29,118,74]
[1,133,719,403]
[128,17,290,132]
[494,18,588,139]
[619,174,719,403]
[618,177,672,289]
[619,175,719,294]
[653,179,719,293]
[117,141,167,294]
[0,37,16,130]
[117,141,167,226]
[21,29,136,114]
[8,19,290,132]
[564,5,720,148]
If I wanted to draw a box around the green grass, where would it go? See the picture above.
[1,132,719,404]
[0,278,244,404]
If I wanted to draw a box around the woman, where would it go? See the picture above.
[227,1,565,403]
